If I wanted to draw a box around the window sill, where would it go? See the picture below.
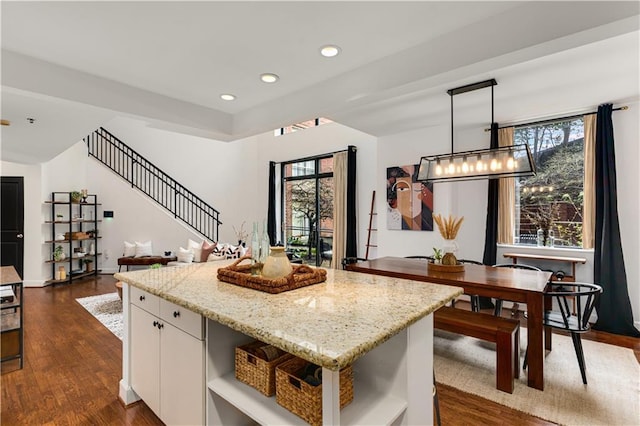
[497,244,594,254]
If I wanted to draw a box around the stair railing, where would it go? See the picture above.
[84,127,221,242]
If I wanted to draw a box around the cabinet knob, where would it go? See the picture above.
[139,295,145,301]
[153,320,158,327]
[158,322,164,329]
[173,311,180,318]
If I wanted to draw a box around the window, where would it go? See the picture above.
[274,117,333,136]
[282,155,334,265]
[514,118,585,248]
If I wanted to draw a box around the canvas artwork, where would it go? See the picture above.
[387,165,434,230]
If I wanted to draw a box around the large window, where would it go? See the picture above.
[514,118,585,248]
[282,156,334,265]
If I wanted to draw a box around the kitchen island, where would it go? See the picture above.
[115,260,462,425]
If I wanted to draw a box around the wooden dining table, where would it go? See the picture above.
[347,256,553,390]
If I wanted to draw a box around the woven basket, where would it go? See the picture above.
[218,256,327,294]
[276,357,354,426]
[65,231,89,240]
[235,341,294,396]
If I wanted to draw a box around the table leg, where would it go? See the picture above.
[526,293,544,390]
[544,294,552,351]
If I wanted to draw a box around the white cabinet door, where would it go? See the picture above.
[130,304,160,416]
[160,321,205,426]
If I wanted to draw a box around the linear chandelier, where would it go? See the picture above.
[417,79,535,183]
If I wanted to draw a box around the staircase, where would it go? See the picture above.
[84,127,222,242]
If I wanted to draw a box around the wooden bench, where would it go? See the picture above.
[434,306,520,393]
[117,256,177,272]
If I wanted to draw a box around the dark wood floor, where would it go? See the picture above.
[1,275,638,425]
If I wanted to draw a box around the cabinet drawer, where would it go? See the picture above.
[160,299,203,340]
[130,287,160,316]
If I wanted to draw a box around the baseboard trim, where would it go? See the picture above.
[119,379,140,406]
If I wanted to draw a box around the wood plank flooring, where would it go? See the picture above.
[1,274,638,425]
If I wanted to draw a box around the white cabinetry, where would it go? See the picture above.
[130,287,205,425]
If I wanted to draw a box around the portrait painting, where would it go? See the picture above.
[386,165,434,230]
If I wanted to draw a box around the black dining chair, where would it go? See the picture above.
[456,259,484,311]
[341,257,367,270]
[523,281,602,384]
[492,263,542,317]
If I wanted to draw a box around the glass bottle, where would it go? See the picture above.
[250,222,260,275]
[259,220,271,263]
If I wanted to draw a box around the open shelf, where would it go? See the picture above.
[208,373,407,426]
[43,269,101,285]
[45,237,102,243]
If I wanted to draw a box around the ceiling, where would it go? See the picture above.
[1,1,639,164]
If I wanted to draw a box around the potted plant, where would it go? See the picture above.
[53,245,65,261]
[70,191,82,203]
[83,258,94,272]
[432,247,443,264]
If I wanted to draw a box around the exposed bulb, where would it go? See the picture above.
[435,164,442,176]
[462,162,469,173]
[506,157,515,170]
[490,159,498,171]
[448,163,455,174]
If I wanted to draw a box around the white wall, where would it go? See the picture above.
[0,161,44,286]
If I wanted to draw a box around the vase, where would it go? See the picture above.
[547,229,555,247]
[261,247,293,279]
[537,229,546,247]
[441,239,458,265]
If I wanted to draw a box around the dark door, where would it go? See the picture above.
[1,177,25,278]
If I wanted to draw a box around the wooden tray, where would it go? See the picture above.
[217,256,327,294]
[427,262,465,273]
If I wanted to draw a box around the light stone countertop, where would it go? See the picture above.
[115,260,462,370]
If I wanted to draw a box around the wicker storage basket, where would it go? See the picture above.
[218,256,327,294]
[276,357,354,426]
[235,341,294,396]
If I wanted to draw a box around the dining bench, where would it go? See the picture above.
[434,306,520,393]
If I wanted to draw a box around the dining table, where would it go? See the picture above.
[346,256,553,390]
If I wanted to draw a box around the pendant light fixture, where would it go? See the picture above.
[417,79,535,183]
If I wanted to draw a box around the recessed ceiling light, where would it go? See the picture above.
[260,73,279,83]
[320,45,341,58]
[220,94,236,101]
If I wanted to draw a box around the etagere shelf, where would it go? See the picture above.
[44,192,101,285]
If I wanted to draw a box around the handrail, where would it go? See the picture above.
[84,127,221,242]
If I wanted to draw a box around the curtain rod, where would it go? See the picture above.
[274,145,356,165]
[484,105,628,132]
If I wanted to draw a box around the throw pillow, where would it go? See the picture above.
[177,247,194,263]
[123,241,136,257]
[188,239,203,263]
[201,241,216,262]
[134,241,153,258]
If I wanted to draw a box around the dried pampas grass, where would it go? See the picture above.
[433,214,464,240]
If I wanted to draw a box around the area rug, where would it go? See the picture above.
[434,328,639,425]
[76,293,123,340]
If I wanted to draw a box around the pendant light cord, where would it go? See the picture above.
[450,93,454,155]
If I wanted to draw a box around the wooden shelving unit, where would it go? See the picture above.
[1,266,24,369]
